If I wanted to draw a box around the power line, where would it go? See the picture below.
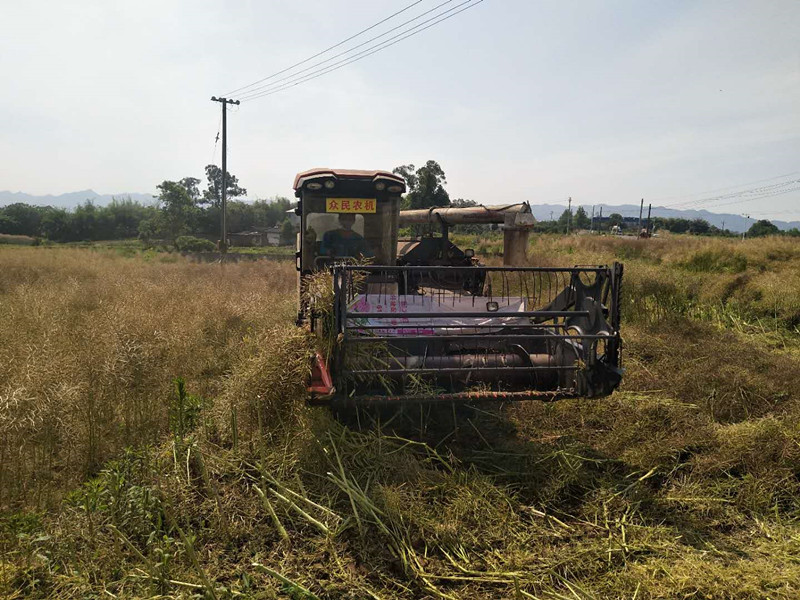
[225,0,425,96]
[236,0,462,100]
[238,0,480,102]
[659,177,800,210]
[663,179,797,208]
[649,170,800,203]
[239,0,485,102]
[687,185,800,212]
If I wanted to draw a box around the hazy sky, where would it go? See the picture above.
[2,0,798,219]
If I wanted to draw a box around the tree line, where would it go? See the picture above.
[0,165,293,243]
[391,162,797,238]
[2,160,796,241]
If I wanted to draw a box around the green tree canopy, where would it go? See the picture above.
[748,219,779,237]
[157,180,198,239]
[689,218,710,235]
[201,164,247,208]
[1,203,43,235]
[557,209,572,230]
[180,177,202,202]
[280,219,296,245]
[393,160,450,210]
[574,206,590,229]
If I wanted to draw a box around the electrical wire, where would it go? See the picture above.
[239,0,479,101]
[658,177,800,210]
[683,185,800,212]
[236,0,462,100]
[224,0,424,96]
[649,170,800,203]
[240,0,484,102]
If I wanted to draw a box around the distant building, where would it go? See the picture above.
[229,226,283,247]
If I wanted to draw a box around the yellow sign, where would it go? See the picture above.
[325,198,376,213]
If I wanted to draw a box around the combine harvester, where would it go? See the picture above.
[294,168,623,406]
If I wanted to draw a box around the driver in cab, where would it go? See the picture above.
[320,213,373,258]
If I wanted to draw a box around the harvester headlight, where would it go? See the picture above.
[306,182,323,191]
[387,185,403,193]
[324,180,336,190]
[486,301,499,312]
[464,248,475,258]
[375,181,386,191]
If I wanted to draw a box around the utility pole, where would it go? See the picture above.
[550,210,554,222]
[566,197,572,235]
[599,206,603,233]
[590,205,595,233]
[638,198,644,232]
[646,203,652,235]
[210,96,240,252]
[742,214,750,241]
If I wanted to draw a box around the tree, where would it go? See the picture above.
[747,219,779,238]
[392,164,418,193]
[557,209,572,232]
[201,165,246,208]
[280,219,296,245]
[0,214,18,234]
[655,217,690,234]
[157,181,198,239]
[40,209,71,241]
[1,203,43,236]
[104,197,157,239]
[70,202,104,241]
[688,218,710,235]
[393,160,450,210]
[137,216,162,242]
[574,206,591,229]
[608,213,624,228]
[180,177,202,202]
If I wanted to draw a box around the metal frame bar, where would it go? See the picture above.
[336,265,608,273]
[345,366,580,375]
[346,334,612,342]
[313,389,579,406]
[346,310,591,319]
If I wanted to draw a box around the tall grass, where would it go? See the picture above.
[457,232,800,334]
[2,237,800,599]
[0,247,296,508]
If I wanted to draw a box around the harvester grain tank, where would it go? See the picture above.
[293,168,624,406]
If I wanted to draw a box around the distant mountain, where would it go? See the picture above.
[527,203,800,233]
[0,189,155,208]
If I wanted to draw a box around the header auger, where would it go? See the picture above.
[294,167,623,406]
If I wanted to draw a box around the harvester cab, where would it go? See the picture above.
[294,168,624,406]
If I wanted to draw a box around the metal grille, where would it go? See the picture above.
[328,264,623,402]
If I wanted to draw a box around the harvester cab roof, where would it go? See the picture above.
[294,168,406,272]
[294,167,624,407]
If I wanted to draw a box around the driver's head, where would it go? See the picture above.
[338,213,356,230]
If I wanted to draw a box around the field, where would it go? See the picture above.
[2,234,800,599]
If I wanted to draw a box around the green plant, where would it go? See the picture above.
[174,235,216,252]
[169,377,203,442]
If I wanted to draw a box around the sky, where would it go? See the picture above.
[1,0,799,220]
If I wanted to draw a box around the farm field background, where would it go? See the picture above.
[2,233,800,599]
